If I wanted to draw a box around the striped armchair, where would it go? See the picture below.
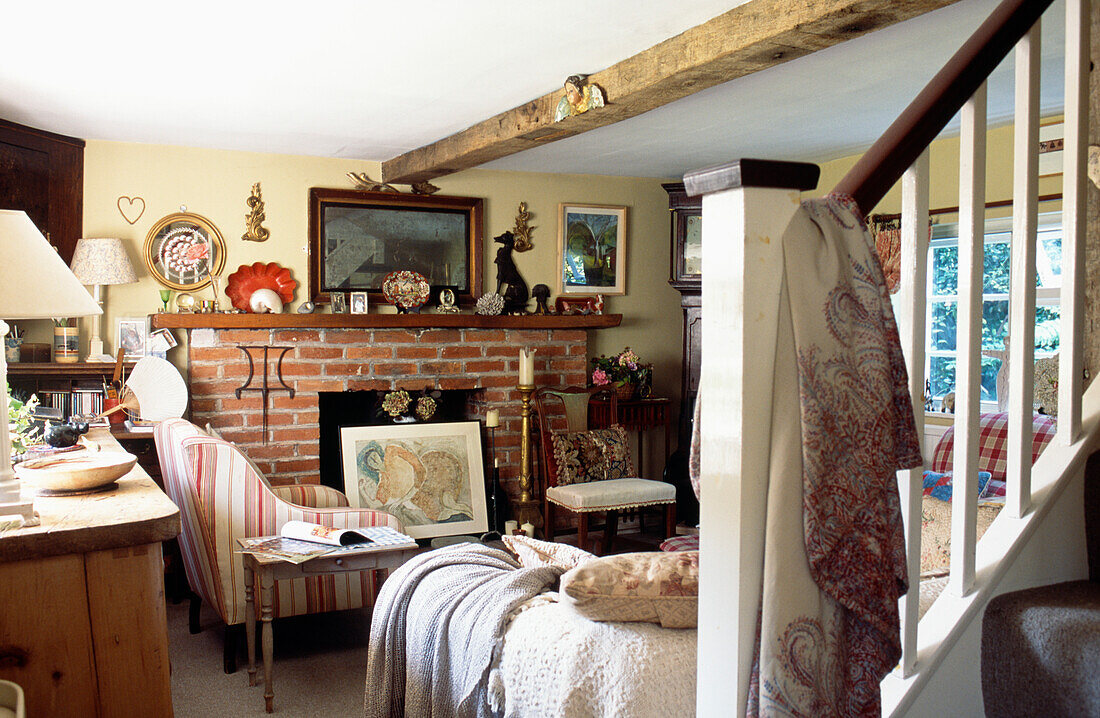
[155,418,402,672]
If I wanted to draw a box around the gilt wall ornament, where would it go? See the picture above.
[346,172,400,193]
[345,171,441,196]
[117,195,146,225]
[512,202,534,252]
[242,182,270,242]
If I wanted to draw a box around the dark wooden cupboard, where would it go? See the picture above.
[0,118,84,263]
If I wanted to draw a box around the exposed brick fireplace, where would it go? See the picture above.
[157,314,620,502]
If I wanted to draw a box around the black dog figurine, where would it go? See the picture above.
[531,284,551,315]
[494,231,529,314]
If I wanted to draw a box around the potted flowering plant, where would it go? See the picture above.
[590,348,652,400]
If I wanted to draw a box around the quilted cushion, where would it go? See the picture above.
[502,534,595,570]
[560,550,699,628]
[920,496,1001,575]
[931,412,1057,482]
[546,478,675,512]
[922,469,992,502]
[549,425,635,485]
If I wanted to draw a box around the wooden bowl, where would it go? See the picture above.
[15,451,138,492]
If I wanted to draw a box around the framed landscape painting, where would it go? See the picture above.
[339,420,487,539]
[557,203,627,295]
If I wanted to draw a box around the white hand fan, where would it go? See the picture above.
[119,356,189,421]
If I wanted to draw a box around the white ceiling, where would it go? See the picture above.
[0,0,1066,180]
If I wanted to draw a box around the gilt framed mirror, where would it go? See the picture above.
[308,188,484,306]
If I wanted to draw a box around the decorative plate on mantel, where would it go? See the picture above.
[225,262,297,312]
[381,270,431,312]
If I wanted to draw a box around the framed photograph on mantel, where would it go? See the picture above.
[339,420,488,540]
[308,188,484,307]
[557,203,627,295]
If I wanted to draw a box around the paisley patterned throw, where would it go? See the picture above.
[745,193,922,717]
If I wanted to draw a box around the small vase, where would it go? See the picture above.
[614,382,636,401]
[53,326,79,363]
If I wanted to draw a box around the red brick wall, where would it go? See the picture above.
[186,327,589,494]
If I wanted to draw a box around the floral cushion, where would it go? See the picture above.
[600,425,636,480]
[502,534,595,570]
[550,431,606,485]
[549,425,636,485]
[559,550,699,628]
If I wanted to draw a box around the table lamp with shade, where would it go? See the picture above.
[69,237,138,362]
[0,210,102,526]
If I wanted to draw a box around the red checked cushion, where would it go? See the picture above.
[660,535,700,552]
[931,412,1057,482]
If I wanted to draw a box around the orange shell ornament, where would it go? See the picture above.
[225,262,297,312]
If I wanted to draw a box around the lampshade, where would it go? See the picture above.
[0,211,102,319]
[70,236,138,286]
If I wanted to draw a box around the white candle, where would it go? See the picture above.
[485,408,499,428]
[505,520,518,535]
[521,522,535,538]
[519,348,536,385]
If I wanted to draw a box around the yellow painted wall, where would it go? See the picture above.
[50,142,683,464]
[815,123,1063,212]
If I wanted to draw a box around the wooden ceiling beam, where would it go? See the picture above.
[381,0,960,184]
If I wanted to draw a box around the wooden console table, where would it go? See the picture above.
[0,428,180,717]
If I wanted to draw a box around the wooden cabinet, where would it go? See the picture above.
[0,119,84,263]
[662,183,702,422]
[0,429,179,717]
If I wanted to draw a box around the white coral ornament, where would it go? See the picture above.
[475,292,505,316]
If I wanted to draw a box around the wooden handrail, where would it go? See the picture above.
[833,0,1053,215]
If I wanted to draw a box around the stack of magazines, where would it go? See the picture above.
[237,521,418,564]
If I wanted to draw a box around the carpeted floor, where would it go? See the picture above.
[168,529,665,716]
[169,598,373,717]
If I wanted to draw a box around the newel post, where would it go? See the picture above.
[683,159,819,717]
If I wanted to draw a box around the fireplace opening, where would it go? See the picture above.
[317,389,479,491]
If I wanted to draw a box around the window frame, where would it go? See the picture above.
[924,210,1062,412]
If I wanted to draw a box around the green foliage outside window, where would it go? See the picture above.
[926,215,1062,406]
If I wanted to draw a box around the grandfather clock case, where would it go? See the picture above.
[663,182,702,524]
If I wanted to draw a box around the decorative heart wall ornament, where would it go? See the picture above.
[117,196,146,225]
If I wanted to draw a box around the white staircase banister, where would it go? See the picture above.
[684,159,819,718]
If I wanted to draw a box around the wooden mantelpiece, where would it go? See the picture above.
[152,312,622,330]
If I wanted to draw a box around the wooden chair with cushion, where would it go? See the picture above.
[154,418,402,673]
[534,386,676,554]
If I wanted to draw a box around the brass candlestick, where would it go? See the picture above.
[517,384,535,502]
[512,384,542,533]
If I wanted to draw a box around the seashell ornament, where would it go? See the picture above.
[249,288,284,313]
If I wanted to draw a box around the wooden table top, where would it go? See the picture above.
[0,428,180,562]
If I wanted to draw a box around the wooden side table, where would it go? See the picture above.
[589,397,672,478]
[239,542,418,713]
